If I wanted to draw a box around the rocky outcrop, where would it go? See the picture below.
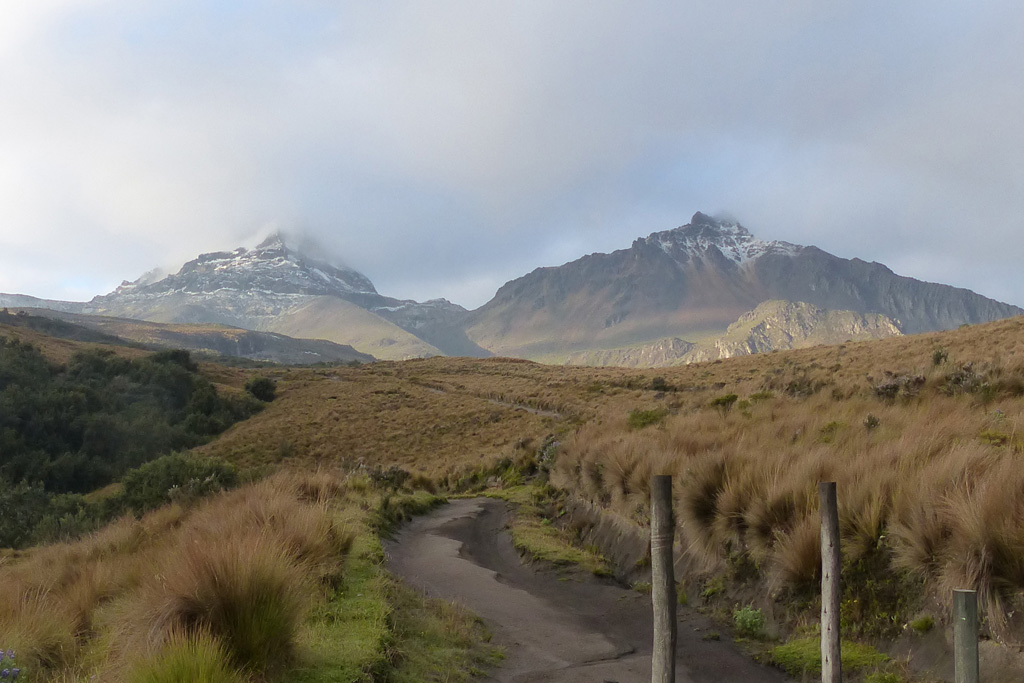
[565,300,903,367]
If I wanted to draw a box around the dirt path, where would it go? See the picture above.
[385,498,792,683]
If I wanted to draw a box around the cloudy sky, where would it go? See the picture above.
[2,2,1022,309]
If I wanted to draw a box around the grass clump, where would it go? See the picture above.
[909,615,934,634]
[128,629,247,683]
[137,532,309,672]
[770,636,887,677]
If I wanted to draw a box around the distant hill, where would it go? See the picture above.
[1,308,375,365]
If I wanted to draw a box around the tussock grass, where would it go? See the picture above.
[127,629,248,683]
[546,315,1024,639]
[1,471,355,681]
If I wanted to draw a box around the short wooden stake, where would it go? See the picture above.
[820,481,842,683]
[954,589,979,683]
[651,474,676,683]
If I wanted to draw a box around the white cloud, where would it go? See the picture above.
[1,1,1023,309]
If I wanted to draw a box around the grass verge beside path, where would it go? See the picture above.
[294,488,501,683]
[484,483,612,577]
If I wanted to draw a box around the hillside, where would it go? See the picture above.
[7,311,1024,680]
[1,307,375,365]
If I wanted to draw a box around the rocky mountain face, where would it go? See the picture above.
[77,235,487,361]
[466,212,1022,359]
[565,300,903,367]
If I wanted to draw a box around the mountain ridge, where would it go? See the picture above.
[3,213,1020,364]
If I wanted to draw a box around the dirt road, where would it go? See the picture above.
[385,498,792,683]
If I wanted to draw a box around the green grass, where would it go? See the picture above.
[387,580,503,682]
[770,636,888,677]
[733,606,766,639]
[485,484,612,576]
[292,491,498,683]
[289,534,393,683]
[909,615,934,634]
[627,408,668,430]
[128,630,247,683]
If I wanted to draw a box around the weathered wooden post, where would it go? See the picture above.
[651,474,676,683]
[954,589,979,683]
[820,481,842,683]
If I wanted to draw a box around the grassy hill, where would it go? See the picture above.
[6,313,1024,680]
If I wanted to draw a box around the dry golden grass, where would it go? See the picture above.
[0,471,357,681]
[12,309,1024,647]
[546,316,1024,638]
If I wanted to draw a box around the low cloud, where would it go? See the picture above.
[1,2,1022,309]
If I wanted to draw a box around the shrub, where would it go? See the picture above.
[627,408,667,430]
[733,605,766,638]
[873,374,925,401]
[709,393,739,413]
[649,376,672,392]
[932,348,949,366]
[244,377,276,402]
[864,414,881,431]
[118,453,239,513]
[909,615,934,634]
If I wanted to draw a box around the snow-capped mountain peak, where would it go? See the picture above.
[638,212,802,265]
[103,234,377,299]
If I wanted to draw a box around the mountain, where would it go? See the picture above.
[466,212,1023,359]
[77,234,487,361]
[4,214,1021,366]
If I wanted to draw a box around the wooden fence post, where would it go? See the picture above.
[820,481,842,683]
[651,474,676,683]
[954,589,979,683]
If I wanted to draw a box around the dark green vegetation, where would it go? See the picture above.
[0,337,260,547]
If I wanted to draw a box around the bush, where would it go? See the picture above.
[649,376,672,392]
[909,615,934,634]
[733,605,766,638]
[709,393,739,413]
[245,377,277,402]
[627,408,667,430]
[118,453,239,513]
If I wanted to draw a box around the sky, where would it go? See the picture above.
[1,2,1023,310]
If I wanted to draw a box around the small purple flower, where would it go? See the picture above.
[1,668,9,678]
[10,669,17,681]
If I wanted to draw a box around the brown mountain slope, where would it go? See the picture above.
[466,212,1022,359]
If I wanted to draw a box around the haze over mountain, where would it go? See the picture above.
[86,235,487,361]
[2,213,1020,366]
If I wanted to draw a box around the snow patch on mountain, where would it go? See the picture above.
[100,232,377,302]
[639,212,802,265]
